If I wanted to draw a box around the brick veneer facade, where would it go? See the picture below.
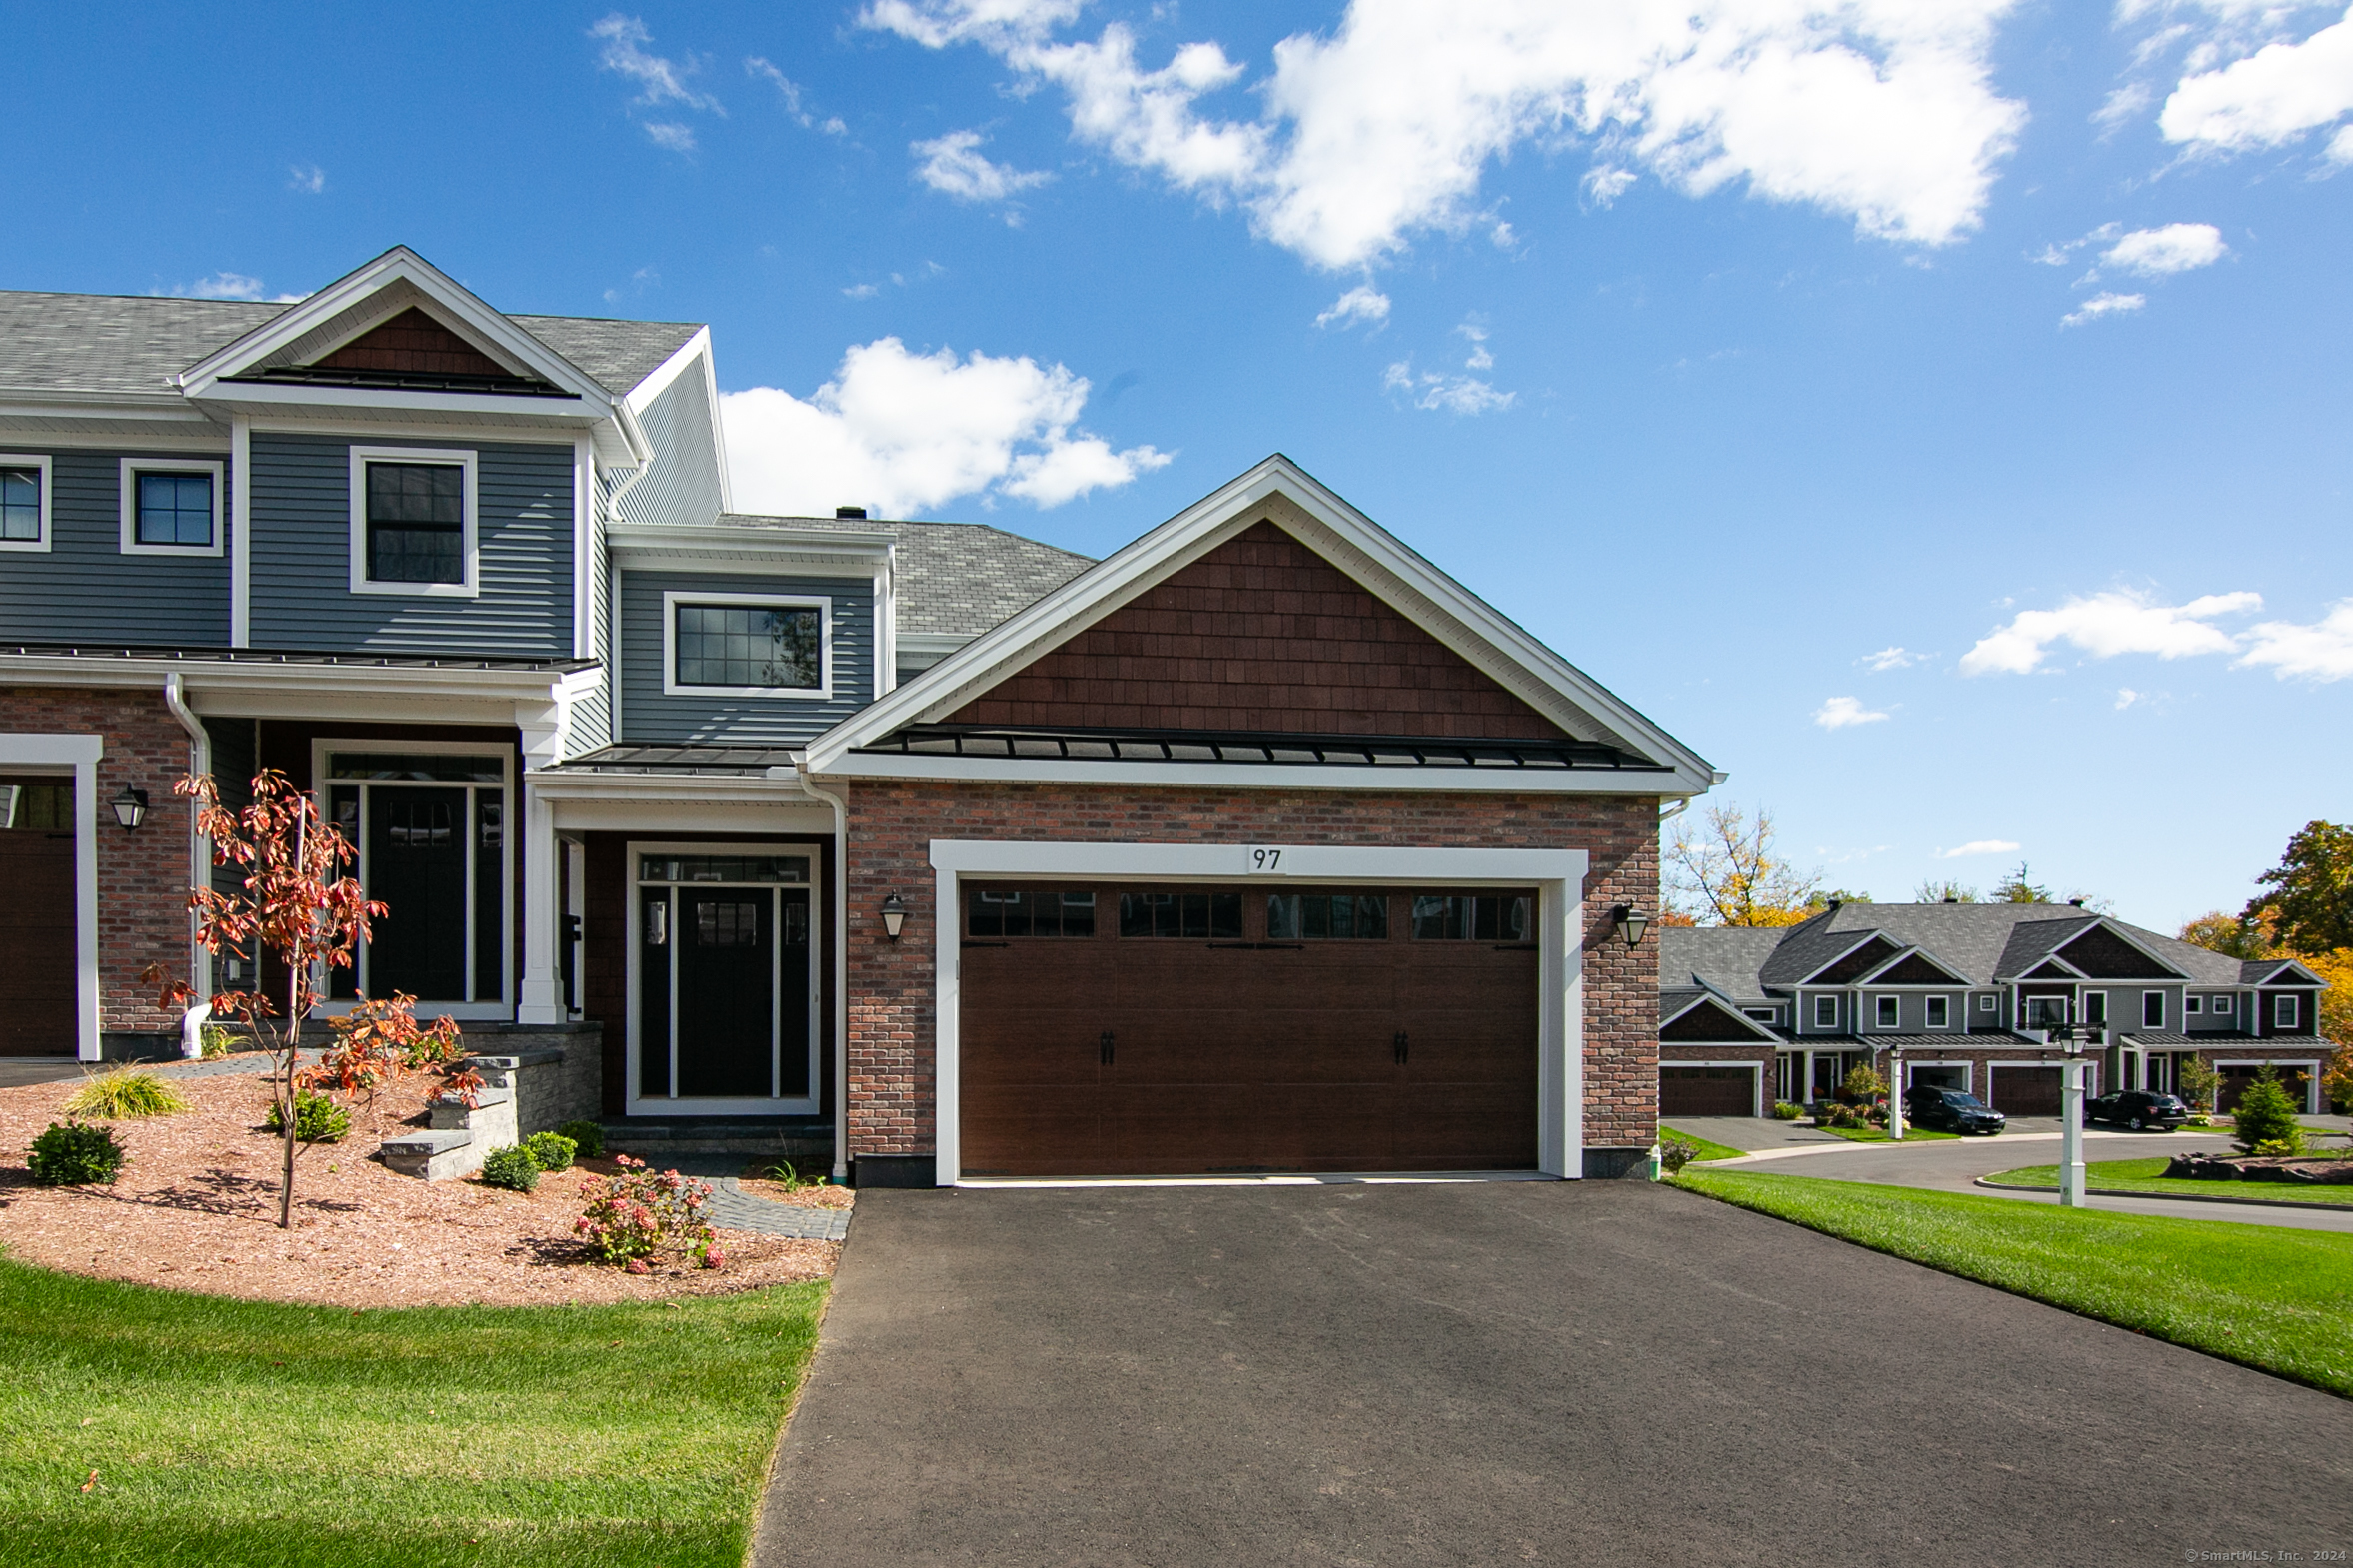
[0,685,202,1048]
[842,779,1662,1170]
[945,521,1571,741]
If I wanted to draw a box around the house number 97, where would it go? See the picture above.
[1246,847,1288,873]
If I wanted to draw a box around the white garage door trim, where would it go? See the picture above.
[0,733,103,1061]
[930,839,1589,1186]
[1659,1060,1764,1117]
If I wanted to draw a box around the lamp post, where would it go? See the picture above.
[1887,1041,1906,1140]
[2046,1012,2104,1208]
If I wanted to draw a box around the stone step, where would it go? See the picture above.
[380,1127,476,1181]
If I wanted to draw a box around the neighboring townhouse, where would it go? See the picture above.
[0,245,1721,1184]
[1658,902,2333,1118]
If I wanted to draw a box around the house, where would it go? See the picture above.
[0,246,1722,1183]
[1658,902,2333,1118]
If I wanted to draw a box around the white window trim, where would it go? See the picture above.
[1812,994,1839,1029]
[1975,992,1996,1012]
[2082,989,2108,1028]
[661,589,834,701]
[2184,994,2203,1014]
[2142,989,2165,1029]
[118,458,226,558]
[2211,993,2235,1017]
[930,840,1587,1185]
[1924,995,1950,1029]
[2273,993,2301,1029]
[0,453,54,553]
[1874,994,1899,1029]
[348,445,480,598]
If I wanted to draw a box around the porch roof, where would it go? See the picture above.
[852,723,1666,772]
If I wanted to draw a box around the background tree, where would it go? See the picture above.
[1662,804,1826,927]
[2177,910,2272,959]
[1913,878,1980,903]
[2176,1054,2221,1116]
[2243,819,2353,954]
[1990,861,2052,903]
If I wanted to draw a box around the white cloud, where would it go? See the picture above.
[745,56,842,132]
[912,129,1054,203]
[2158,5,2353,156]
[1457,322,1494,369]
[1862,645,1918,670]
[2061,290,2148,326]
[2101,221,2228,274]
[1582,165,1638,205]
[1959,588,2262,674]
[864,0,2029,270]
[2094,81,2154,132]
[1813,695,1890,729]
[1937,838,2020,858]
[2115,687,2142,709]
[720,337,1171,516]
[644,122,699,153]
[843,282,881,299]
[592,14,723,112]
[2237,599,2353,680]
[181,272,267,301]
[288,164,326,195]
[1315,284,1390,328]
[1382,358,1513,414]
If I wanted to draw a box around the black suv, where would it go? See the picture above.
[2088,1089,2193,1130]
[1903,1086,2007,1134]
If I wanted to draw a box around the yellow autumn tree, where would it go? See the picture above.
[1663,803,1827,927]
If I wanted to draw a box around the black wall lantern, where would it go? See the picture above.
[879,891,909,940]
[1611,904,1649,948]
[111,785,149,831]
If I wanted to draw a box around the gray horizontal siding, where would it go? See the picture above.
[0,447,231,645]
[248,433,572,656]
[619,569,873,745]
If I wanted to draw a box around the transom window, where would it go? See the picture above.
[969,890,1095,937]
[366,461,465,584]
[670,599,826,694]
[1409,895,1530,941]
[638,854,811,885]
[1120,891,1242,939]
[0,466,41,543]
[1266,894,1389,940]
[136,471,213,547]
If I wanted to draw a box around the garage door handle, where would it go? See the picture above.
[1100,1030,1115,1065]
[1393,1031,1408,1065]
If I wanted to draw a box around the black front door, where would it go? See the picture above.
[677,886,777,1097]
[367,787,468,1001]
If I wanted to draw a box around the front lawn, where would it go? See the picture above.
[1818,1125,1959,1143]
[1658,1126,1748,1161]
[0,1256,826,1568]
[1671,1169,2353,1397]
[1985,1156,2353,1207]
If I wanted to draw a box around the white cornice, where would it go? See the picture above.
[0,651,580,705]
[609,522,895,554]
[809,751,1677,794]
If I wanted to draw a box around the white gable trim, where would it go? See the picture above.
[1659,992,1784,1043]
[804,455,1718,792]
[2053,917,2191,982]
[1853,943,1970,988]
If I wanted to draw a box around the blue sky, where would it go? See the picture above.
[6,0,2350,930]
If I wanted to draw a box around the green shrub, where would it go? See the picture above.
[1771,1101,1803,1120]
[1658,1135,1699,1175]
[264,1091,351,1143]
[29,1121,125,1186]
[524,1131,577,1172]
[2230,1067,2304,1155]
[480,1145,539,1192]
[62,1068,189,1120]
[2252,1138,2301,1157]
[761,1159,824,1191]
[555,1119,604,1159]
[197,1022,237,1059]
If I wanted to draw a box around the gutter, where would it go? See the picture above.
[162,674,213,1042]
[777,761,853,1184]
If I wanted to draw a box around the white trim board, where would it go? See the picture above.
[830,751,1681,794]
[347,445,480,598]
[1658,1058,1766,1117]
[0,453,54,553]
[117,458,226,558]
[925,839,1588,1188]
[659,590,833,701]
[0,733,104,1060]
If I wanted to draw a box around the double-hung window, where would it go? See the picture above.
[119,460,224,556]
[1874,995,1899,1028]
[2274,993,2300,1029]
[2142,990,2165,1028]
[1925,996,1949,1028]
[1812,995,1838,1029]
[0,456,51,551]
[663,592,830,698]
[350,447,477,595]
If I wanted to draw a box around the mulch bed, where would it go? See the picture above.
[0,1068,844,1308]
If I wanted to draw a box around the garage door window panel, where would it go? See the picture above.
[968,889,1096,938]
[1409,894,1531,943]
[1120,890,1242,939]
[1265,893,1389,941]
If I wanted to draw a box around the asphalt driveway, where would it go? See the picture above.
[754,1180,2353,1567]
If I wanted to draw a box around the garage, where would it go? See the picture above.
[1659,1066,1757,1117]
[0,778,77,1057]
[1988,1065,2062,1116]
[957,883,1540,1177]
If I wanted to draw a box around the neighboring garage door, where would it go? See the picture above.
[1989,1066,2062,1116]
[1660,1066,1755,1117]
[959,883,1540,1177]
[2219,1064,2308,1114]
[0,778,77,1057]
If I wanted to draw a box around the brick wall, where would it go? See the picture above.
[842,780,1660,1163]
[0,685,202,1040]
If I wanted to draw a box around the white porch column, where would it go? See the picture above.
[515,698,570,1025]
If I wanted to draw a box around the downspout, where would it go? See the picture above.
[780,762,852,1184]
[163,674,212,1054]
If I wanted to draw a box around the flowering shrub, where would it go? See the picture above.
[573,1155,720,1268]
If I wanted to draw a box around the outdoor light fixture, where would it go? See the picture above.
[1612,905,1649,948]
[111,785,149,831]
[880,891,909,940]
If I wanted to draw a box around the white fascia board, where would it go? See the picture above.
[803,454,1717,790]
[624,328,712,413]
[191,380,599,421]
[897,632,973,656]
[610,522,895,555]
[0,652,573,704]
[1852,945,1971,987]
[177,247,613,406]
[529,770,826,806]
[812,752,1677,794]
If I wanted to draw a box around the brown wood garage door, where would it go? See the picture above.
[959,883,1540,1177]
[1989,1066,2062,1116]
[2219,1064,2308,1113]
[1660,1066,1755,1117]
[0,777,78,1057]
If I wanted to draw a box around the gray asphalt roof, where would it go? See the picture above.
[0,291,698,399]
[719,514,1095,639]
[1664,903,2254,991]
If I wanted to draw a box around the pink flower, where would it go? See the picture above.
[625,1257,650,1275]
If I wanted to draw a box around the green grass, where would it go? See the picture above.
[1817,1125,1959,1143]
[0,1255,827,1568]
[1985,1155,2353,1206]
[1657,1126,1749,1161]
[1672,1168,2353,1397]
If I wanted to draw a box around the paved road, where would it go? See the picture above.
[753,1182,2352,1567]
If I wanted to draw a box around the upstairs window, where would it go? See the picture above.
[1976,993,1996,1012]
[664,593,830,698]
[2142,990,2165,1028]
[1812,995,1838,1029]
[1925,996,1949,1028]
[2274,993,2300,1029]
[0,457,50,551]
[120,461,224,555]
[2212,994,2235,1017]
[350,447,476,596]
[1874,995,1898,1028]
[2184,995,2203,1015]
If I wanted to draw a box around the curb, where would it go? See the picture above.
[1971,1176,2353,1213]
